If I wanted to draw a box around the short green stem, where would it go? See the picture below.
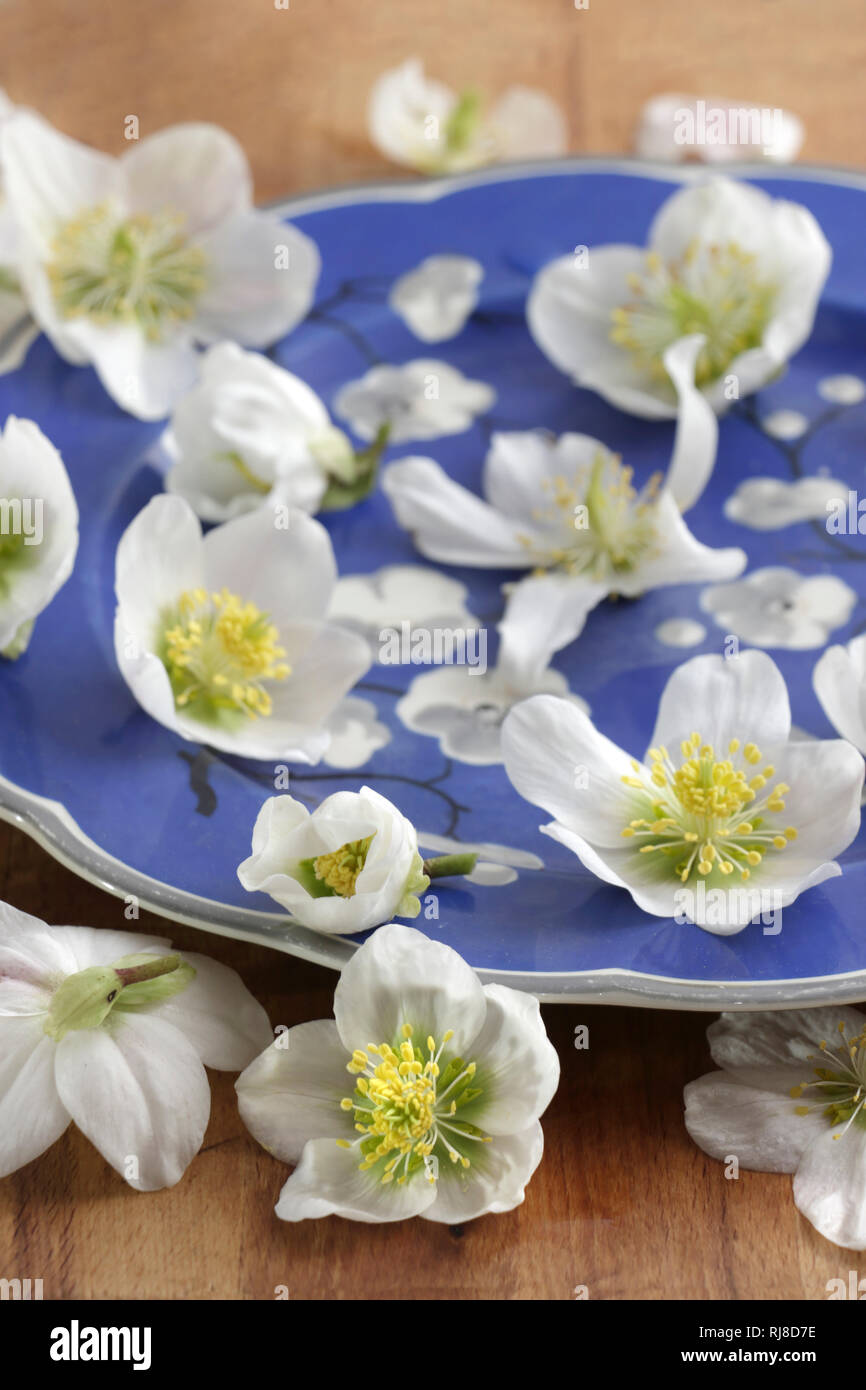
[114,953,183,987]
[422,853,478,880]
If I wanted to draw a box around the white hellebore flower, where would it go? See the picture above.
[724,475,848,531]
[236,923,559,1223]
[238,786,430,934]
[114,494,370,762]
[814,634,866,756]
[384,336,744,648]
[335,359,495,444]
[527,176,831,419]
[389,256,483,342]
[0,900,271,1190]
[163,342,356,522]
[0,112,320,419]
[368,59,566,175]
[0,416,78,659]
[685,1008,866,1249]
[701,567,857,650]
[501,651,864,933]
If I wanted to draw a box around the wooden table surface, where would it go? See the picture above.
[1,0,864,1301]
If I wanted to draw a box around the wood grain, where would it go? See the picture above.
[0,0,864,1300]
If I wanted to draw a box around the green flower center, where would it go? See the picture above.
[48,202,208,341]
[160,586,289,723]
[791,1021,866,1135]
[610,241,777,387]
[338,1024,489,1187]
[620,732,797,885]
[518,451,661,579]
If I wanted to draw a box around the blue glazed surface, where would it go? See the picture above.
[0,163,864,987]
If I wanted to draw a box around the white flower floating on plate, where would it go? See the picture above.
[527,176,831,419]
[238,786,476,934]
[814,634,866,757]
[501,650,864,933]
[389,255,484,342]
[384,335,745,645]
[701,567,858,650]
[397,572,589,766]
[0,899,271,1190]
[114,494,370,762]
[723,475,848,530]
[163,342,364,522]
[685,1008,866,1249]
[368,58,566,175]
[335,358,495,443]
[0,112,320,419]
[236,922,559,1223]
[0,416,78,660]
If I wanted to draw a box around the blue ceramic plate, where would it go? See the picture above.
[1,158,865,1008]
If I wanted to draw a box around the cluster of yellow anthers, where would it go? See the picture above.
[48,203,208,341]
[517,452,660,578]
[609,240,776,386]
[337,1023,487,1186]
[790,1020,866,1138]
[621,732,797,884]
[163,586,289,720]
[313,836,375,898]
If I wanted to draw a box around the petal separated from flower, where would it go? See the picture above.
[813,635,866,755]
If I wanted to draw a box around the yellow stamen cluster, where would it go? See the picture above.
[610,240,777,387]
[336,1023,489,1187]
[790,1020,866,1138]
[620,732,797,883]
[313,836,375,898]
[48,202,208,341]
[517,451,661,579]
[162,586,289,720]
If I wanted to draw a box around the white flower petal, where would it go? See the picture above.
[122,123,252,234]
[336,361,495,444]
[706,1007,866,1071]
[0,899,81,982]
[333,923,487,1057]
[470,985,559,1135]
[195,214,320,347]
[383,456,537,567]
[648,649,791,758]
[368,59,456,171]
[814,635,866,754]
[274,1133,438,1222]
[115,494,205,652]
[621,490,745,596]
[488,87,567,160]
[684,1067,824,1173]
[0,1019,69,1176]
[153,952,271,1070]
[236,1020,351,1165]
[202,505,337,628]
[661,334,719,512]
[54,1013,210,1191]
[0,111,120,252]
[424,1123,544,1224]
[389,255,483,342]
[794,1127,866,1250]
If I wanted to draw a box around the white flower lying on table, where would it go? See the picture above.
[527,176,831,419]
[0,900,271,1190]
[384,335,744,649]
[236,922,559,1223]
[114,494,370,762]
[163,342,364,522]
[685,1008,866,1249]
[501,650,864,933]
[0,112,320,419]
[389,255,483,342]
[814,633,866,757]
[368,58,566,175]
[238,786,476,934]
[0,416,78,659]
